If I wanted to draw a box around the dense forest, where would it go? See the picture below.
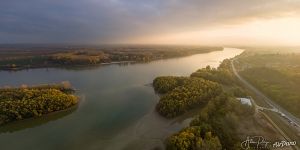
[153,76,189,94]
[236,52,300,117]
[153,59,277,150]
[153,77,222,118]
[0,82,78,125]
[166,94,254,150]
[0,45,222,70]
[191,59,236,85]
[166,126,222,150]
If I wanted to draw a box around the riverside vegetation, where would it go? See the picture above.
[0,82,78,125]
[153,59,276,150]
[0,45,222,70]
[153,77,223,118]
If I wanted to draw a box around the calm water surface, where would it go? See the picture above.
[0,48,243,150]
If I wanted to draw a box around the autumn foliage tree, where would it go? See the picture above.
[153,77,222,118]
[166,126,222,150]
[0,83,78,125]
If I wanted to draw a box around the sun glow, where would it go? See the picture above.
[133,17,300,46]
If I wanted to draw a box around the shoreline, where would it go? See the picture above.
[0,103,78,127]
[0,100,80,127]
[0,48,245,150]
[0,87,82,127]
[96,93,194,150]
[0,48,223,71]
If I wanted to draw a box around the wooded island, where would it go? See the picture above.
[0,82,78,125]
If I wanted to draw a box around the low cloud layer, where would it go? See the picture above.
[0,0,299,45]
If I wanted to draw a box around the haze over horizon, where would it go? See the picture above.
[1,0,300,46]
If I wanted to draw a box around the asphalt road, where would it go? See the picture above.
[231,59,300,128]
[231,59,300,150]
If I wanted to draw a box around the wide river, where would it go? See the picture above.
[0,48,243,150]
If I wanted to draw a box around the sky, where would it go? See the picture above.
[0,0,300,46]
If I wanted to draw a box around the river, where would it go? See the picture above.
[0,48,243,150]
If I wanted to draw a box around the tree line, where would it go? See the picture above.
[153,59,257,150]
[0,83,78,125]
[153,77,222,118]
[190,59,236,85]
[0,47,223,70]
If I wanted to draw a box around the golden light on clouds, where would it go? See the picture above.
[132,16,300,46]
[2,0,300,45]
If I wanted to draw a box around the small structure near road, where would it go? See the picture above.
[236,97,252,106]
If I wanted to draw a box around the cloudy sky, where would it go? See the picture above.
[1,0,300,46]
